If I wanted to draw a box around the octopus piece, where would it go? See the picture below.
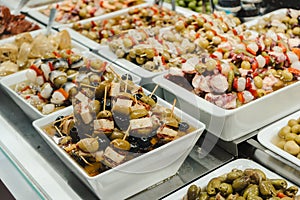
[205,93,237,109]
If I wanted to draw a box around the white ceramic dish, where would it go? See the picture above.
[26,2,150,29]
[0,52,141,120]
[162,158,300,200]
[257,110,300,167]
[32,95,206,200]
[153,74,300,141]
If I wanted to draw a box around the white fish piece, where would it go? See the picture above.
[130,118,152,130]
[109,82,120,97]
[94,119,114,131]
[75,92,89,103]
[40,82,53,99]
[209,74,229,93]
[42,104,55,115]
[51,90,66,104]
[114,98,133,108]
[104,146,125,165]
[158,127,177,138]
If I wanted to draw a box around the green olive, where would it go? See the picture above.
[292,27,300,36]
[295,135,300,145]
[276,139,286,149]
[198,38,209,49]
[123,38,133,48]
[91,100,101,114]
[110,130,125,140]
[145,48,155,59]
[175,20,185,32]
[206,59,217,71]
[241,60,251,70]
[54,76,67,88]
[288,119,298,127]
[264,37,273,47]
[278,126,291,139]
[77,138,99,153]
[130,108,148,119]
[115,49,125,58]
[285,133,297,141]
[254,76,263,89]
[206,30,215,41]
[111,138,130,151]
[203,22,212,31]
[136,56,146,65]
[289,18,298,26]
[187,184,200,200]
[97,110,112,119]
[196,17,205,27]
[284,140,300,155]
[281,70,293,82]
[212,36,222,45]
[89,73,101,83]
[291,124,300,134]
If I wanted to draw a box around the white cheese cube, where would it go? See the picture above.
[130,118,152,130]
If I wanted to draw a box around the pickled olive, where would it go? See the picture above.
[243,184,259,199]
[187,184,200,200]
[285,133,297,141]
[178,122,190,131]
[206,59,217,71]
[212,36,222,45]
[198,38,209,49]
[77,138,99,153]
[130,108,148,119]
[254,76,263,89]
[109,130,124,140]
[136,56,146,65]
[278,126,291,139]
[175,20,185,32]
[253,169,267,181]
[198,192,209,200]
[232,176,251,192]
[84,162,102,176]
[236,197,246,200]
[97,110,112,119]
[95,82,110,99]
[270,179,287,190]
[111,138,130,151]
[295,135,300,145]
[226,169,244,182]
[259,180,277,196]
[281,70,293,82]
[145,49,155,59]
[207,178,222,195]
[227,70,234,92]
[292,27,300,36]
[284,185,299,197]
[284,140,300,155]
[148,94,158,103]
[203,22,212,31]
[256,89,266,98]
[54,76,67,88]
[195,63,206,74]
[219,183,233,197]
[123,38,133,48]
[115,49,125,58]
[241,60,251,70]
[140,95,156,107]
[206,30,215,41]
[143,61,156,71]
[164,117,179,128]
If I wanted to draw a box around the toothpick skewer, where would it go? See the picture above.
[149,84,159,98]
[124,74,128,92]
[54,125,64,137]
[103,85,107,111]
[106,63,122,80]
[80,83,97,89]
[122,125,131,140]
[170,98,176,118]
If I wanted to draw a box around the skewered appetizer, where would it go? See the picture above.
[40,0,145,24]
[0,6,40,40]
[275,117,300,159]
[72,5,187,44]
[184,168,299,200]
[0,30,71,76]
[42,71,194,176]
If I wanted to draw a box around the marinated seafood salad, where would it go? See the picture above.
[42,70,194,176]
[40,0,145,24]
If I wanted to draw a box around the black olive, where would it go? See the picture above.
[71,152,86,167]
[148,94,157,103]
[128,135,153,152]
[100,98,112,110]
[178,122,190,131]
[134,93,143,100]
[121,73,133,81]
[54,116,64,127]
[70,127,80,143]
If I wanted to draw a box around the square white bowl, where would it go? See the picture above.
[32,92,205,200]
[258,110,300,167]
[162,158,300,200]
[153,74,300,141]
[0,52,141,120]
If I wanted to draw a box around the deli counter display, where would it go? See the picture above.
[0,0,299,199]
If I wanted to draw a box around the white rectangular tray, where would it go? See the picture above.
[32,93,205,200]
[163,158,300,200]
[0,51,141,120]
[258,110,300,167]
[153,74,300,141]
[0,28,88,78]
